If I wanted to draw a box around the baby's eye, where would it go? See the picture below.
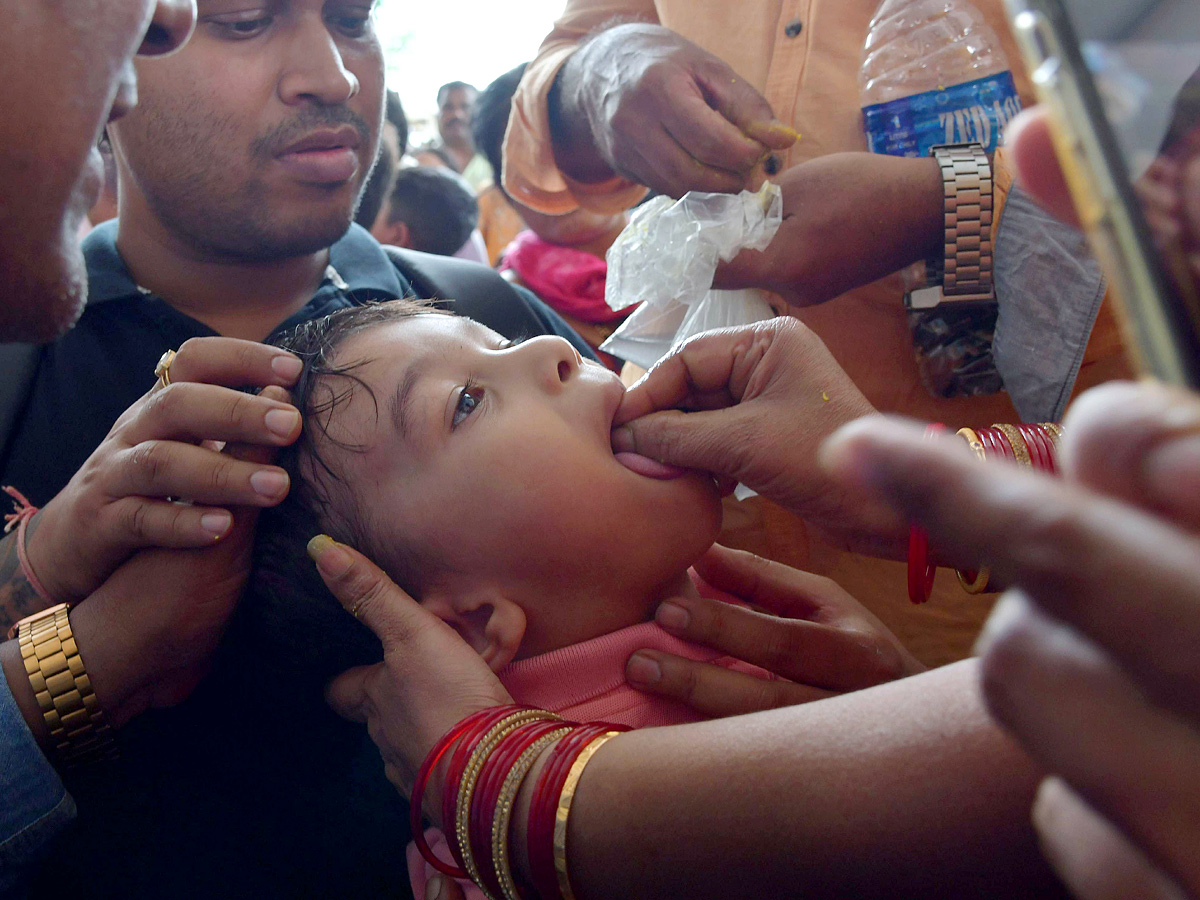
[452,385,482,428]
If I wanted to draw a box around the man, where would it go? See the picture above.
[503,1,1132,652]
[0,2,594,896]
[0,0,323,896]
[423,80,492,191]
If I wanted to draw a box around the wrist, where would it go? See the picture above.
[20,506,71,605]
[64,599,145,728]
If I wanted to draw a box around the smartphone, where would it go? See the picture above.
[1003,0,1200,386]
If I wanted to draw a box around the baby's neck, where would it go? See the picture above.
[513,565,701,661]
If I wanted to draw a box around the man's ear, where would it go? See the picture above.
[421,587,526,672]
[371,218,412,249]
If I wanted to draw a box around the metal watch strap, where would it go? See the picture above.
[929,143,996,301]
[17,603,117,767]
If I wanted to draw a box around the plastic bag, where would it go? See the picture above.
[599,183,783,370]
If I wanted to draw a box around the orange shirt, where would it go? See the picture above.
[476,183,527,266]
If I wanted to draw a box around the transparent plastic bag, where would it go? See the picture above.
[599,183,783,370]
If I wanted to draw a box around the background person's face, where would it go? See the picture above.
[438,87,476,148]
[110,0,385,262]
[0,0,194,343]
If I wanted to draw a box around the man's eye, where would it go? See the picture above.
[208,16,271,38]
[327,13,371,36]
[452,385,482,428]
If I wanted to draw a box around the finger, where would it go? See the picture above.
[167,335,303,388]
[623,126,748,197]
[978,592,1200,893]
[1007,107,1081,228]
[1061,381,1200,531]
[100,496,237,547]
[1033,778,1189,900]
[325,664,375,723]
[821,416,1200,709]
[121,382,302,447]
[653,592,901,690]
[111,441,291,505]
[427,875,468,900]
[657,83,771,175]
[612,405,759,482]
[625,650,831,718]
[307,535,438,653]
[694,66,797,151]
[691,543,836,618]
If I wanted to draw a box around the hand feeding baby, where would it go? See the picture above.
[247,299,775,899]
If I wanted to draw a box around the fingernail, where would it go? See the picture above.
[769,121,800,141]
[425,876,444,900]
[272,354,304,381]
[973,592,1026,657]
[610,426,634,453]
[626,652,662,686]
[655,600,691,632]
[200,511,232,538]
[308,534,352,578]
[250,468,289,498]
[1142,434,1200,506]
[264,407,301,438]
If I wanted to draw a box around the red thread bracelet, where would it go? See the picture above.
[2,486,55,610]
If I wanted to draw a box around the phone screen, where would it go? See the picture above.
[1048,0,1200,381]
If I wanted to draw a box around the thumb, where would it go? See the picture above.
[612,406,754,482]
[698,68,796,151]
[425,875,468,900]
[325,663,374,723]
[307,534,430,652]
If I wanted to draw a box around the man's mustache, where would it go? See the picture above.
[251,107,373,160]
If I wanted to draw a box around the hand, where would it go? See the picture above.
[625,544,925,718]
[550,23,796,197]
[26,337,303,604]
[610,318,903,557]
[64,437,284,727]
[712,153,944,309]
[819,381,1200,900]
[314,537,511,806]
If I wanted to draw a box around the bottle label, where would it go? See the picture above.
[862,71,1022,157]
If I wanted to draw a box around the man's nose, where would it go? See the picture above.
[279,15,360,106]
[138,0,196,57]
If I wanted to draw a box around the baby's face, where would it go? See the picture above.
[313,314,722,647]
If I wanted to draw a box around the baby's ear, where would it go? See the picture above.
[421,587,526,673]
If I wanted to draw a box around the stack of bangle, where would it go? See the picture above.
[908,422,1062,603]
[411,705,630,900]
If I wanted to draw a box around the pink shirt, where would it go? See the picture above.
[407,571,773,898]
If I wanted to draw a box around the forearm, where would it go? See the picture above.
[0,517,50,631]
[560,661,1061,899]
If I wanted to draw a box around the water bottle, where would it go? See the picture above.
[860,0,1023,158]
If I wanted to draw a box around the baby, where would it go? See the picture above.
[250,298,778,897]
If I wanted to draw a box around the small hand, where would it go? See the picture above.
[27,337,303,604]
[552,23,795,197]
[315,537,512,807]
[625,544,923,717]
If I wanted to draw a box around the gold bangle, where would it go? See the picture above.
[553,732,621,900]
[955,427,987,462]
[1042,422,1063,449]
[17,603,116,768]
[994,423,1032,469]
[493,727,571,900]
[956,567,992,594]
[457,710,560,897]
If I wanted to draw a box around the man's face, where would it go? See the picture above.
[313,315,722,650]
[0,0,194,343]
[110,0,385,262]
[437,86,476,148]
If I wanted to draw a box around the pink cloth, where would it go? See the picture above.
[499,229,636,324]
[408,571,774,898]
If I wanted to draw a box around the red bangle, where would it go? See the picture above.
[1019,424,1057,473]
[527,723,618,900]
[411,706,524,878]
[979,427,1015,464]
[470,719,567,898]
[907,424,944,604]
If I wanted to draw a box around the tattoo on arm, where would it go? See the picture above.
[0,513,49,629]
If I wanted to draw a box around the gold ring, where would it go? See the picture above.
[154,349,177,389]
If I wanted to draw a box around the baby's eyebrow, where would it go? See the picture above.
[389,363,423,442]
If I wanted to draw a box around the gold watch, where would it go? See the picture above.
[11,603,117,768]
